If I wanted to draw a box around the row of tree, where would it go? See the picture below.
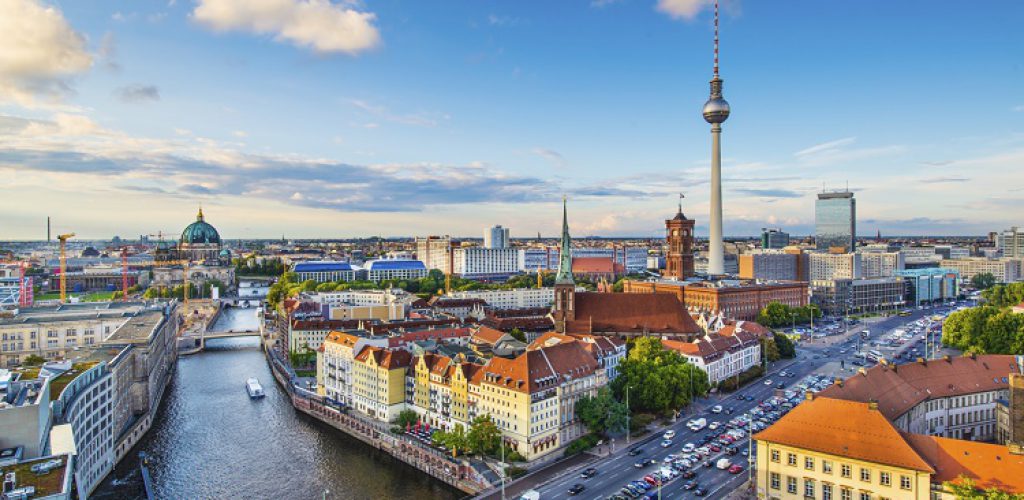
[233,256,286,276]
[981,282,1024,308]
[423,414,509,458]
[941,305,1024,355]
[756,302,822,328]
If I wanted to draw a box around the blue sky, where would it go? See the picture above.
[1,0,1022,240]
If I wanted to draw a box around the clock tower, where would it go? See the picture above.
[665,197,695,280]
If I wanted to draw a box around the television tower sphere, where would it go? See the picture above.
[703,91,730,124]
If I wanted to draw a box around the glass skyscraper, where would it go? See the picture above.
[815,191,856,252]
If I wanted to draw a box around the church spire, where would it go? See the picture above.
[555,197,574,285]
[197,206,205,222]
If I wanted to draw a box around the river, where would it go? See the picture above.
[92,307,461,500]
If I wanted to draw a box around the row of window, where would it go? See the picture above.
[771,473,903,500]
[771,450,913,490]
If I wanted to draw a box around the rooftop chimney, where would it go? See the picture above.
[805,391,814,401]
[868,400,879,411]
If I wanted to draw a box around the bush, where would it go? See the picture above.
[563,434,600,457]
[23,355,46,366]
[505,466,527,479]
[717,365,766,392]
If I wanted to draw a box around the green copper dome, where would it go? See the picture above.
[181,208,221,245]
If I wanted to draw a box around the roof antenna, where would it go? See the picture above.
[713,0,720,78]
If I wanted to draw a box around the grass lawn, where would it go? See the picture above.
[32,291,116,302]
[8,459,68,497]
[294,369,316,377]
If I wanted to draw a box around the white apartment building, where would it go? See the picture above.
[415,236,453,274]
[310,289,412,307]
[362,259,428,282]
[664,330,763,385]
[519,247,650,273]
[859,251,905,278]
[0,303,148,367]
[809,252,863,281]
[446,288,555,310]
[453,247,521,278]
[939,257,1023,283]
[996,227,1024,258]
[317,331,390,406]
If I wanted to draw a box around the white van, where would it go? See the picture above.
[716,458,732,470]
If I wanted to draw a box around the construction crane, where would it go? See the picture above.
[57,233,75,304]
[143,232,193,310]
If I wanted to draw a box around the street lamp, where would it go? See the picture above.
[625,386,632,445]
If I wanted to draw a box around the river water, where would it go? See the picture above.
[93,308,460,500]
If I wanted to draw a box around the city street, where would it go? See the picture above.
[528,306,953,500]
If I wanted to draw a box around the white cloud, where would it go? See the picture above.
[1013,105,1024,112]
[656,0,714,20]
[348,99,444,127]
[793,136,905,166]
[192,0,381,55]
[532,148,567,168]
[794,137,857,157]
[0,0,93,105]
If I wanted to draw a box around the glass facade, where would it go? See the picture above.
[815,192,856,252]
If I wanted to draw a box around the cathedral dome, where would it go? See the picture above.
[181,208,221,245]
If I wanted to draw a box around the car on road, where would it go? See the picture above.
[580,467,597,478]
[628,447,644,456]
[711,405,723,413]
[775,382,785,389]
[568,483,585,495]
[694,487,708,496]
[709,444,722,452]
[728,464,744,474]
[682,443,695,452]
[660,439,673,448]
[681,469,696,479]
[663,429,676,439]
[708,421,720,430]
[764,379,773,385]
[683,481,698,490]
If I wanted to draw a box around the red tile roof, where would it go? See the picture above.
[471,325,509,345]
[354,345,412,369]
[903,433,1024,493]
[754,396,934,472]
[818,354,1021,421]
[565,292,701,336]
[481,341,599,394]
[572,257,616,274]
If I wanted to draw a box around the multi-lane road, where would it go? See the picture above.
[530,306,954,500]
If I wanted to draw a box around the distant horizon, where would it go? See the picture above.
[3,0,1022,239]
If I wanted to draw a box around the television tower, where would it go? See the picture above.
[702,0,730,275]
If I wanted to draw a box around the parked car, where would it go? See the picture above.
[660,439,673,448]
[683,481,698,490]
[628,447,644,456]
[694,487,708,496]
[728,464,744,474]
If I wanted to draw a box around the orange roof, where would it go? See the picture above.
[471,325,509,345]
[354,345,412,370]
[565,292,701,336]
[819,354,1021,421]
[527,332,577,350]
[481,341,599,394]
[903,434,1024,493]
[323,330,362,348]
[753,397,934,472]
[572,257,616,274]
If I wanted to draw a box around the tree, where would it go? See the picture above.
[942,305,1024,354]
[945,476,1024,500]
[575,387,629,436]
[397,409,419,428]
[466,415,501,455]
[23,355,46,366]
[757,302,791,328]
[971,272,997,291]
[611,339,710,414]
[761,336,781,362]
[508,328,527,343]
[773,333,796,359]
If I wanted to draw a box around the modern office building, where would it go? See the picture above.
[362,259,428,282]
[761,228,790,250]
[453,247,521,279]
[997,227,1024,258]
[815,190,856,252]
[483,225,510,249]
[519,246,649,274]
[293,261,360,283]
[895,268,960,306]
[811,277,905,316]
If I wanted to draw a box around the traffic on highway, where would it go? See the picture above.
[526,303,964,500]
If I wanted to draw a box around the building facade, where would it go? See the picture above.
[665,206,696,280]
[351,346,412,422]
[997,227,1024,258]
[939,257,1022,283]
[810,252,863,281]
[293,261,359,283]
[860,251,905,278]
[0,303,148,367]
[484,225,510,249]
[415,236,453,274]
[624,280,809,322]
[452,247,521,279]
[363,259,428,282]
[811,277,905,316]
[895,268,960,306]
[739,251,800,281]
[762,228,790,250]
[446,288,555,310]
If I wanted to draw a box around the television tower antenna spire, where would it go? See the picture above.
[713,0,720,78]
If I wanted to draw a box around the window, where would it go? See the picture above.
[787,476,798,494]
[823,460,833,474]
[880,472,891,486]
[771,449,780,463]
[805,479,816,498]
[860,493,871,500]
[841,487,852,500]
[770,472,780,490]
[900,476,912,490]
[860,468,871,482]
[805,457,815,470]
[841,464,852,478]
[823,483,833,500]
[788,453,797,466]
